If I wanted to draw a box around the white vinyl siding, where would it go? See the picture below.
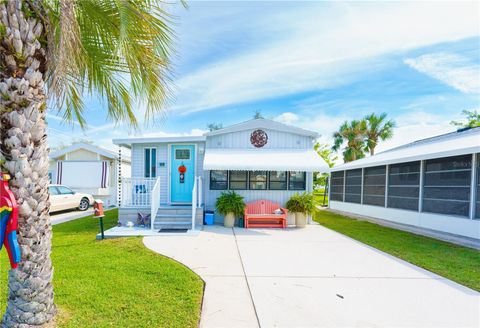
[207,129,313,149]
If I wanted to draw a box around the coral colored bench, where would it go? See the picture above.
[244,200,287,228]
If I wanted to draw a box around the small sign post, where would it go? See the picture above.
[93,199,105,240]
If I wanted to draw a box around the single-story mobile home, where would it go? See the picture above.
[50,142,131,207]
[113,118,328,229]
[328,127,480,240]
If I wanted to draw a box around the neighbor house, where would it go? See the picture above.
[113,118,328,229]
[328,127,480,240]
[49,142,131,207]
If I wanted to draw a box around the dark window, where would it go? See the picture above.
[330,171,344,201]
[175,149,190,160]
[210,170,228,190]
[288,171,306,190]
[363,166,386,206]
[388,161,420,211]
[249,171,267,190]
[423,155,471,217]
[269,171,287,190]
[144,148,156,178]
[229,171,248,190]
[345,169,362,203]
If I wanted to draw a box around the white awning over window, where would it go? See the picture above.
[203,149,328,172]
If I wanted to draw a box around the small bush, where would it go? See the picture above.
[215,191,245,217]
[286,192,315,214]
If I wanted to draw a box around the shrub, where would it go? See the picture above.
[286,192,315,214]
[215,191,245,217]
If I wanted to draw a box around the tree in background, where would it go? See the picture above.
[313,143,337,187]
[332,120,367,162]
[364,112,396,155]
[253,110,264,119]
[207,122,223,131]
[0,1,178,326]
[450,109,480,128]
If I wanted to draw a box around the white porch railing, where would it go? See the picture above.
[121,177,157,207]
[191,176,203,231]
[150,177,161,230]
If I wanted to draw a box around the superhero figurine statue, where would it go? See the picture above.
[0,173,21,269]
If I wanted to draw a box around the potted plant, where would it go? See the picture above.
[286,192,315,228]
[215,191,245,228]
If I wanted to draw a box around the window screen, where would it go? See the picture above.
[330,171,344,201]
[229,171,248,190]
[269,171,287,190]
[345,169,362,203]
[423,155,471,217]
[249,171,267,190]
[387,161,420,211]
[363,166,386,206]
[210,170,228,190]
[288,172,306,190]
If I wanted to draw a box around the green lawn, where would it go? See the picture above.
[313,189,329,206]
[314,210,480,291]
[0,209,204,327]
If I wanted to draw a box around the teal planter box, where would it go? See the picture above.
[204,212,214,225]
[238,218,244,228]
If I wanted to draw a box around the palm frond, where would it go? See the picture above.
[44,0,179,128]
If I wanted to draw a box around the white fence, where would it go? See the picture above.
[121,177,157,207]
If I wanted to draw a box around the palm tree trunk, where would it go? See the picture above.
[0,1,55,326]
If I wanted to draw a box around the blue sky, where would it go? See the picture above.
[47,1,480,153]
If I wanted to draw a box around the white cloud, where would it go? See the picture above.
[275,112,299,124]
[404,52,480,94]
[170,1,479,113]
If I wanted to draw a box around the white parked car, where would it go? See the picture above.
[49,185,94,213]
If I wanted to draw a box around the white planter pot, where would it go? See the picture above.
[295,212,307,228]
[224,212,235,228]
[287,212,296,226]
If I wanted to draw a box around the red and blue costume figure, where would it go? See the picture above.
[0,173,21,269]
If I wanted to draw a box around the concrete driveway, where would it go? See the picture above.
[50,209,94,225]
[143,225,479,328]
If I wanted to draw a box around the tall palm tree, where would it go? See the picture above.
[364,112,396,155]
[0,1,178,326]
[332,120,367,162]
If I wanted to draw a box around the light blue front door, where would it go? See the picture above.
[170,145,195,203]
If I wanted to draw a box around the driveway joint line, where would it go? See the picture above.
[232,227,262,328]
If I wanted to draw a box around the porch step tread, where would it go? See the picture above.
[156,214,191,218]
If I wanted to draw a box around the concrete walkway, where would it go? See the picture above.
[143,225,480,328]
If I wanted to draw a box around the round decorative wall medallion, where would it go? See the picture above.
[250,129,268,148]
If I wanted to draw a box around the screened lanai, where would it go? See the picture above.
[328,127,480,240]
